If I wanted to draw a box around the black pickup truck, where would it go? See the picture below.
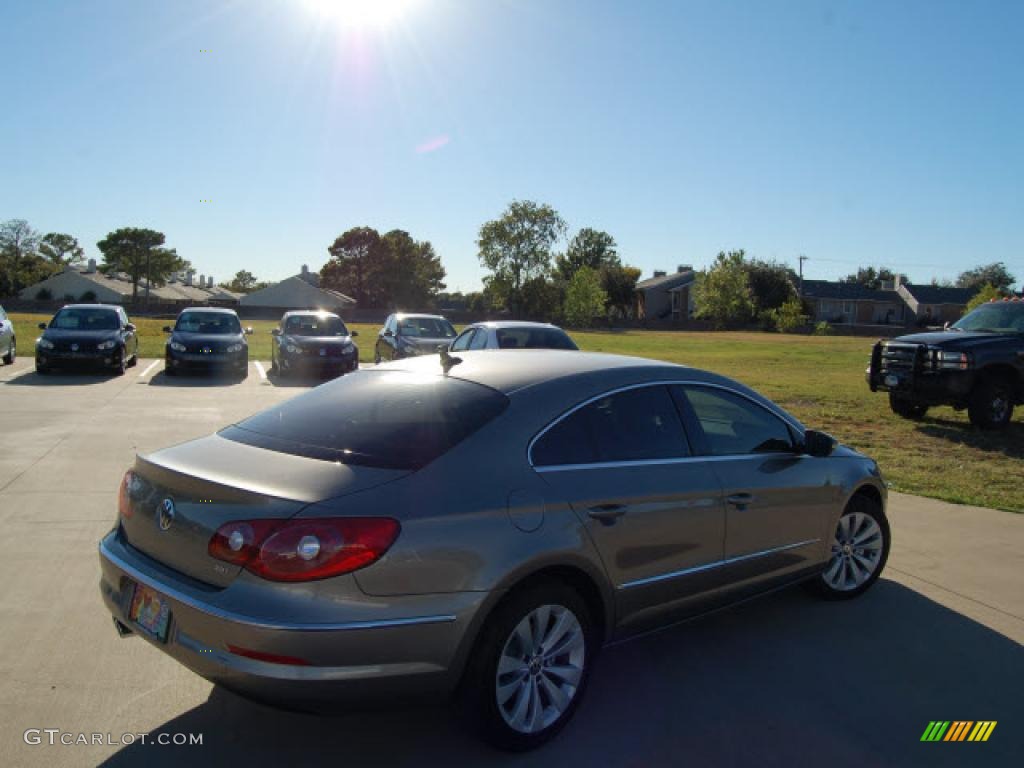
[867,298,1024,429]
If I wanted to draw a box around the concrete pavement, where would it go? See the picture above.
[0,359,1020,767]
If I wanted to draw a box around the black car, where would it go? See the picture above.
[374,313,457,364]
[164,308,251,378]
[270,310,359,379]
[35,304,138,375]
[867,298,1024,429]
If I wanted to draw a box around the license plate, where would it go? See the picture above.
[319,348,326,356]
[884,374,900,388]
[127,582,171,643]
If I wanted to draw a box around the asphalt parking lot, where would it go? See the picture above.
[0,358,1021,767]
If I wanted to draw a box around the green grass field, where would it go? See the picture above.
[9,312,1022,512]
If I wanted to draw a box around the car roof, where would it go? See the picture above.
[377,349,685,394]
[469,321,561,330]
[395,313,447,320]
[58,304,121,311]
[283,310,341,318]
[178,307,238,315]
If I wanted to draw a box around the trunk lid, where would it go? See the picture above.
[120,434,409,587]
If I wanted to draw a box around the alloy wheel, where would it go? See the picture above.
[823,511,884,591]
[495,604,585,734]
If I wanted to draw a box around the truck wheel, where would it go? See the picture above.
[968,376,1014,430]
[889,393,928,420]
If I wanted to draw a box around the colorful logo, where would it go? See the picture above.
[920,721,997,742]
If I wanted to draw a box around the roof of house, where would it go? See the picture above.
[239,273,356,308]
[636,270,695,292]
[902,284,976,305]
[18,265,241,303]
[801,280,902,302]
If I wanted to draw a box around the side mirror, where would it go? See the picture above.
[802,429,836,458]
[383,329,393,337]
[271,328,281,336]
[162,325,173,333]
[350,330,359,337]
[943,321,951,330]
[38,322,47,330]
[245,327,254,335]
[125,323,136,333]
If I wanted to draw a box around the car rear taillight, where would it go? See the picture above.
[208,517,400,582]
[118,470,135,519]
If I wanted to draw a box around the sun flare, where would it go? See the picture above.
[301,0,419,29]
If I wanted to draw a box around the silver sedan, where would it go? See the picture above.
[98,350,889,750]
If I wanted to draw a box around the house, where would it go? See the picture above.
[239,265,356,313]
[634,266,696,321]
[18,260,241,306]
[801,280,908,326]
[897,282,976,326]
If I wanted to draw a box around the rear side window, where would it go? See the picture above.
[221,371,508,470]
[677,385,794,455]
[532,385,689,467]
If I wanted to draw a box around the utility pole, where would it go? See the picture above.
[798,254,809,298]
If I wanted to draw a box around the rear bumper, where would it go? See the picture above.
[98,531,483,708]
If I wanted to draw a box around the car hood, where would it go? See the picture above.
[891,330,1013,349]
[42,328,119,342]
[170,331,245,345]
[285,335,356,347]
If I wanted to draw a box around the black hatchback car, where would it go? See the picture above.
[164,308,251,378]
[35,304,138,375]
[270,310,359,380]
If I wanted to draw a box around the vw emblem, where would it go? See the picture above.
[158,498,176,531]
[71,343,79,352]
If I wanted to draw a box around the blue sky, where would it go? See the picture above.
[2,0,1021,291]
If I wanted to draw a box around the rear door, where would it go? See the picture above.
[673,384,834,588]
[532,384,725,627]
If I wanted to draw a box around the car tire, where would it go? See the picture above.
[35,364,49,375]
[967,375,1014,430]
[806,494,890,601]
[459,583,597,752]
[164,362,177,377]
[269,355,278,375]
[888,393,928,420]
[374,349,381,365]
[127,352,138,368]
[114,355,126,376]
[2,337,14,365]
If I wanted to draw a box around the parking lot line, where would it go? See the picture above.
[254,361,267,380]
[138,359,161,379]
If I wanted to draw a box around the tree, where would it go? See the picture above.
[0,218,44,297]
[693,250,755,328]
[321,227,384,307]
[96,227,171,304]
[378,229,446,308]
[224,270,259,293]
[966,283,1007,312]
[766,297,809,333]
[957,262,1016,293]
[477,200,566,317]
[39,233,85,268]
[841,266,895,290]
[563,266,607,327]
[746,259,797,311]
[602,264,642,318]
[555,228,619,282]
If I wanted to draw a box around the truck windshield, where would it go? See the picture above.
[952,303,1024,333]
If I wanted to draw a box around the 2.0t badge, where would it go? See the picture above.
[157,498,176,531]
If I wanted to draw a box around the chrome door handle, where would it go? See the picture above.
[726,493,755,510]
[586,504,627,525]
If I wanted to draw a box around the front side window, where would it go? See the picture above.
[175,312,241,335]
[50,308,119,331]
[677,386,794,456]
[450,329,475,351]
[469,329,489,349]
[222,371,509,470]
[532,385,689,467]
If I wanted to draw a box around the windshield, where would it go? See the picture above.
[221,371,508,470]
[175,312,242,335]
[952,303,1024,333]
[398,317,456,338]
[50,308,119,331]
[496,327,578,350]
[285,314,348,337]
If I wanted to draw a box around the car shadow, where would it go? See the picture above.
[916,418,1024,460]
[266,368,342,388]
[148,371,247,388]
[99,581,1022,768]
[3,369,122,386]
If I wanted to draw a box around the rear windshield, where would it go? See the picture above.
[176,312,241,335]
[496,327,578,350]
[51,308,119,330]
[221,371,509,470]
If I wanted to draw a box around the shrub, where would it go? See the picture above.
[767,298,809,333]
[813,321,833,336]
[35,288,53,300]
[80,290,97,302]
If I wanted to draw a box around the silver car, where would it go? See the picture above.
[0,304,14,365]
[450,321,578,352]
[99,351,889,750]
